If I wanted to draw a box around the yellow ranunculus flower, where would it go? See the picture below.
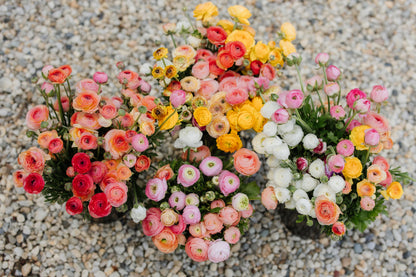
[217,19,234,34]
[253,113,266,132]
[193,2,218,22]
[193,107,212,127]
[153,47,168,61]
[342,157,363,179]
[173,55,191,72]
[242,25,256,37]
[158,106,179,130]
[250,41,270,63]
[268,48,284,67]
[279,40,296,57]
[240,102,257,115]
[151,105,167,120]
[164,65,177,79]
[386,182,403,199]
[228,5,252,25]
[225,30,255,53]
[356,179,376,197]
[280,22,296,41]
[268,41,276,49]
[216,132,243,153]
[251,97,264,111]
[226,110,239,131]
[350,125,371,150]
[237,110,254,130]
[152,66,164,79]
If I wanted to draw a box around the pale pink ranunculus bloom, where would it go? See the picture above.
[196,79,219,100]
[336,139,355,156]
[326,65,341,81]
[142,209,164,237]
[346,88,366,109]
[26,105,49,130]
[330,105,346,120]
[327,154,345,173]
[207,240,230,263]
[104,182,128,207]
[240,203,253,218]
[218,170,240,196]
[93,72,108,84]
[261,187,278,210]
[170,89,187,108]
[199,156,223,176]
[177,164,200,187]
[224,227,241,244]
[315,53,329,65]
[271,108,289,124]
[182,205,201,225]
[218,206,239,226]
[169,191,186,211]
[324,82,340,96]
[145,178,167,202]
[364,128,380,146]
[360,196,375,211]
[192,61,210,79]
[131,133,149,152]
[355,98,371,114]
[370,85,388,103]
[88,161,108,183]
[286,89,304,109]
[75,79,99,93]
[204,213,223,235]
[363,112,389,134]
[41,82,54,94]
[210,199,226,209]
[219,77,238,94]
[225,88,248,105]
[260,64,276,80]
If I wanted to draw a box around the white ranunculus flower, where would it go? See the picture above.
[266,170,275,181]
[301,173,319,192]
[130,205,147,223]
[294,180,303,189]
[263,137,282,155]
[285,198,296,209]
[293,189,309,202]
[309,159,325,179]
[283,125,304,147]
[98,116,112,128]
[328,175,346,193]
[276,118,295,134]
[174,126,203,149]
[271,143,290,160]
[252,133,267,154]
[309,207,317,218]
[263,121,278,137]
[274,187,291,203]
[267,155,280,168]
[176,20,192,33]
[313,184,336,202]
[296,198,312,215]
[139,63,152,75]
[260,101,281,119]
[302,133,320,150]
[272,167,293,188]
[188,36,202,48]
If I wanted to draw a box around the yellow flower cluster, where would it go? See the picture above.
[216,132,243,153]
[226,97,266,133]
[380,182,403,200]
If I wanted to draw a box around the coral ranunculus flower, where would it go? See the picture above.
[233,148,261,176]
[152,227,179,254]
[18,147,48,173]
[315,196,341,225]
[356,179,376,197]
[48,68,67,84]
[72,90,101,113]
[26,105,49,130]
[103,129,131,159]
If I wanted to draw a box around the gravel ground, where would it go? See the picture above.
[1,0,416,276]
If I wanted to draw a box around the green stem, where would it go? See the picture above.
[336,81,341,105]
[344,110,358,131]
[169,34,177,48]
[56,85,66,125]
[295,109,314,134]
[362,149,370,166]
[316,90,325,113]
[294,64,305,94]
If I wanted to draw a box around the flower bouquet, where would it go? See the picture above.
[13,64,170,221]
[141,147,260,262]
[256,53,412,238]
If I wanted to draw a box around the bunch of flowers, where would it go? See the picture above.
[142,1,297,153]
[141,147,260,262]
[13,64,171,220]
[256,53,412,237]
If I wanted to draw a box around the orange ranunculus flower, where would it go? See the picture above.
[104,159,120,171]
[233,148,261,176]
[103,129,131,159]
[356,179,376,197]
[315,196,341,225]
[99,171,119,191]
[48,68,67,84]
[154,164,174,180]
[152,227,179,254]
[117,165,132,181]
[26,105,49,130]
[216,132,242,153]
[140,121,156,136]
[135,155,151,172]
[18,147,49,173]
[73,90,101,113]
[58,65,72,78]
[367,164,387,184]
[38,130,59,149]
[142,95,157,111]
[216,50,234,70]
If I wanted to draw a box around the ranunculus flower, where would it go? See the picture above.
[23,173,45,194]
[296,157,309,171]
[199,156,223,176]
[177,164,200,187]
[88,161,107,184]
[75,79,99,93]
[160,208,179,227]
[224,227,241,244]
[93,72,108,84]
[332,222,346,236]
[370,85,388,103]
[192,61,210,79]
[346,88,366,109]
[233,148,261,176]
[216,50,234,70]
[18,147,48,173]
[53,96,70,112]
[314,195,341,225]
[71,152,91,174]
[182,205,201,225]
[117,70,140,85]
[170,89,187,108]
[104,129,131,159]
[261,187,278,210]
[260,64,276,81]
[185,238,209,262]
[330,105,346,120]
[373,156,390,171]
[145,178,167,202]
[336,139,354,156]
[360,196,375,211]
[204,213,223,235]
[142,208,164,236]
[100,104,118,119]
[327,155,345,173]
[130,205,147,223]
[65,197,83,215]
[285,89,304,109]
[47,137,63,153]
[315,52,329,66]
[174,126,203,149]
[37,130,59,149]
[196,80,219,100]
[355,98,371,114]
[210,199,225,209]
[218,170,240,196]
[324,82,340,96]
[232,193,249,211]
[169,191,186,211]
[71,112,100,130]
[240,203,253,218]
[26,105,49,130]
[364,128,380,146]
[154,164,174,180]
[181,145,211,163]
[88,193,112,218]
[104,182,128,207]
[72,174,95,201]
[169,214,186,235]
[363,112,389,135]
[207,240,230,263]
[131,134,149,152]
[78,133,98,150]
[72,90,101,113]
[207,26,227,46]
[227,41,246,60]
[42,65,54,76]
[48,68,67,84]
[225,88,248,105]
[219,206,239,226]
[13,170,27,188]
[326,65,341,81]
[271,108,289,124]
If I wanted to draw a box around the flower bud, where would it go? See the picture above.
[324,82,340,97]
[326,65,341,81]
[160,202,170,211]
[103,152,112,160]
[364,128,380,146]
[296,157,308,171]
[370,85,388,103]
[306,75,323,91]
[354,98,371,114]
[315,53,329,66]
[93,72,108,84]
[42,65,54,78]
[205,191,216,202]
[64,182,72,191]
[138,105,148,114]
[116,61,125,70]
[116,204,128,213]
[162,23,176,34]
[171,186,181,193]
[139,80,151,94]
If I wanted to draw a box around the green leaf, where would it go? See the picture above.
[210,207,221,214]
[239,181,260,200]
[296,214,305,223]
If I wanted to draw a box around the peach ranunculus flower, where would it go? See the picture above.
[367,164,387,184]
[314,196,341,226]
[37,130,59,149]
[72,90,101,113]
[356,179,376,197]
[189,222,208,238]
[18,147,49,173]
[173,45,197,61]
[75,79,99,93]
[206,115,230,138]
[233,148,261,176]
[261,186,278,210]
[203,213,223,235]
[103,129,131,159]
[152,227,179,254]
[71,112,101,130]
[185,237,209,262]
[26,105,49,130]
[154,164,174,180]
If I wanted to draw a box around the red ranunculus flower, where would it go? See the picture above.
[72,174,95,201]
[71,152,92,174]
[23,173,45,194]
[88,193,112,218]
[206,26,227,46]
[65,197,83,215]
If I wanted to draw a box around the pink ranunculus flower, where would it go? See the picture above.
[197,79,219,100]
[41,82,54,94]
[370,85,389,103]
[332,222,346,236]
[324,82,340,97]
[170,89,187,108]
[142,209,164,237]
[93,72,108,84]
[296,157,309,171]
[169,191,186,211]
[210,199,226,209]
[219,206,239,226]
[373,156,390,171]
[330,105,346,120]
[240,203,253,218]
[327,155,345,173]
[336,139,355,156]
[18,147,48,173]
[131,133,149,152]
[277,91,289,108]
[306,75,323,91]
[169,214,186,235]
[224,227,241,244]
[48,138,64,153]
[204,213,223,235]
[177,164,200,187]
[208,240,230,263]
[219,77,238,94]
[75,79,99,93]
[285,89,304,109]
[54,96,70,112]
[360,196,375,211]
[145,178,168,202]
[346,119,362,132]
[237,76,253,92]
[100,104,118,119]
[189,222,208,238]
[199,156,223,176]
[182,205,201,225]
[261,187,278,210]
[354,98,371,114]
[260,64,276,81]
[104,182,128,207]
[192,61,210,79]
[362,112,389,134]
[271,108,289,124]
[364,128,380,146]
[218,170,240,196]
[42,65,54,77]
[185,237,209,262]
[123,154,137,168]
[326,65,341,81]
[88,161,108,183]
[315,53,329,66]
[346,88,367,109]
[26,105,49,130]
[139,79,151,94]
[225,88,249,105]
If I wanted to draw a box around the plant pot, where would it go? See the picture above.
[277,205,324,240]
